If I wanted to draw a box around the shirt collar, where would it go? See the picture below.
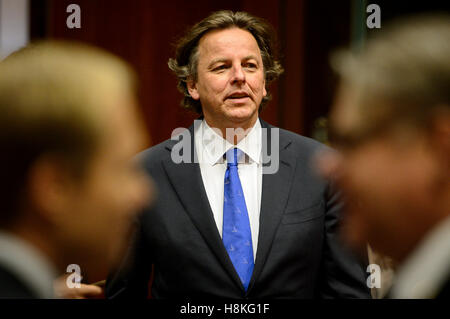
[391,215,450,298]
[0,231,58,298]
[200,119,262,165]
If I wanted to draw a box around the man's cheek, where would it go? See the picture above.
[342,210,369,249]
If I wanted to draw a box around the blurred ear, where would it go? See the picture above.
[27,155,77,224]
[263,79,267,97]
[429,109,450,168]
[186,77,200,100]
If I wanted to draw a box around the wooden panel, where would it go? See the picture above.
[38,0,306,144]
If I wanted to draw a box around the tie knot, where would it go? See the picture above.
[225,148,244,166]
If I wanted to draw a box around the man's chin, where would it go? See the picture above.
[224,107,257,125]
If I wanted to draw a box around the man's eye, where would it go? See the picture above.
[244,63,257,69]
[213,65,227,71]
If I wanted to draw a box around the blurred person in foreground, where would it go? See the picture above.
[0,42,152,298]
[319,15,450,298]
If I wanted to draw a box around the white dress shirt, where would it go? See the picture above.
[391,215,450,298]
[0,231,57,298]
[194,119,262,261]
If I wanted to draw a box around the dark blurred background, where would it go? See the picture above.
[2,0,449,146]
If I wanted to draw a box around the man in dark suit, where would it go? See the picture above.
[106,10,370,299]
[320,15,450,299]
[0,42,151,298]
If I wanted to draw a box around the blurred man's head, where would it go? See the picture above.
[322,15,450,262]
[0,42,152,280]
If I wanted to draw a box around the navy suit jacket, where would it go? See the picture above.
[0,265,36,298]
[106,119,370,298]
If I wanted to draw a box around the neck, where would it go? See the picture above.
[204,116,258,145]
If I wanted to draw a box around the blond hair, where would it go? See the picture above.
[0,41,136,225]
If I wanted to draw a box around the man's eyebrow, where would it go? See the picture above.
[207,56,260,69]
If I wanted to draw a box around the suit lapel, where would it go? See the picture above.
[161,120,297,294]
[161,123,246,292]
[247,120,297,293]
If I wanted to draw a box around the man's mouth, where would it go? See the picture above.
[225,92,250,102]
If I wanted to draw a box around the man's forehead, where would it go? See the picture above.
[198,28,261,59]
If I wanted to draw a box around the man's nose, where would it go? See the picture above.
[231,65,246,84]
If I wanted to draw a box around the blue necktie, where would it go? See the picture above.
[223,148,254,291]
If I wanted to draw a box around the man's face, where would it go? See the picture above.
[320,87,443,261]
[55,97,153,280]
[188,27,267,129]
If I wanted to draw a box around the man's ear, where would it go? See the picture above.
[429,108,450,172]
[27,155,76,223]
[263,79,267,98]
[187,78,200,100]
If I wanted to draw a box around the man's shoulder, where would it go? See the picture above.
[137,120,331,165]
[137,124,194,166]
[437,274,450,298]
[280,127,326,148]
[0,264,36,298]
[136,139,177,168]
[265,122,331,156]
[138,138,172,163]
